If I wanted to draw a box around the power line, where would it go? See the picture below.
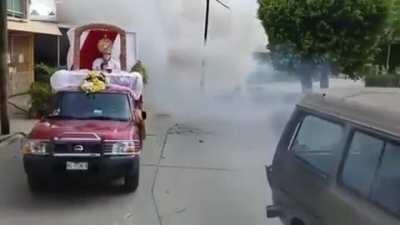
[215,0,230,10]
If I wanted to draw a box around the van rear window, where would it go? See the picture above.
[341,132,384,197]
[291,116,343,175]
[372,142,400,215]
[341,132,400,216]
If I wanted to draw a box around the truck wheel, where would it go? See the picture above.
[27,176,44,192]
[123,162,140,192]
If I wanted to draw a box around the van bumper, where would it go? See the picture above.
[266,205,283,218]
[23,155,139,180]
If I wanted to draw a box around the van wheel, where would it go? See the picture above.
[27,176,44,192]
[291,218,305,225]
[123,163,140,192]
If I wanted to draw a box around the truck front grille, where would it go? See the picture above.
[53,143,102,154]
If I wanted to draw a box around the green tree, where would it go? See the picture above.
[131,60,149,84]
[383,0,400,72]
[258,0,390,90]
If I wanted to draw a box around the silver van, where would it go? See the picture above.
[267,88,400,225]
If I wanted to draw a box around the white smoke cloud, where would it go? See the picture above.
[56,0,294,125]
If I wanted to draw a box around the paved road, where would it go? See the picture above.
[0,81,294,225]
[0,71,364,225]
[0,1,365,224]
[0,1,292,223]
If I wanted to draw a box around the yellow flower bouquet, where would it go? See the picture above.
[80,71,108,93]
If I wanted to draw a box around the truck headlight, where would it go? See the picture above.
[23,140,50,155]
[112,141,136,154]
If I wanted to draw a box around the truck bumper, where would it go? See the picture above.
[23,155,139,180]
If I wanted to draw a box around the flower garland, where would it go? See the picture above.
[80,71,108,93]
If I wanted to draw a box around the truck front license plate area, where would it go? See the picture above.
[66,161,88,171]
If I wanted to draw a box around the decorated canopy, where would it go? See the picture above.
[51,70,144,100]
[52,23,143,100]
[66,23,138,71]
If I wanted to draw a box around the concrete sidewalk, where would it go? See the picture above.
[0,95,37,143]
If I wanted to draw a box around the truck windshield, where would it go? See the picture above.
[51,92,132,121]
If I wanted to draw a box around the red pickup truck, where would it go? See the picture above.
[23,85,144,192]
[22,23,145,192]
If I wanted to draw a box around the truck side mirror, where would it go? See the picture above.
[142,111,147,120]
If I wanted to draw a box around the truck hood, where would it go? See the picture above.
[29,119,139,141]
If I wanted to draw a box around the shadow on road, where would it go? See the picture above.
[0,141,142,212]
[29,179,132,197]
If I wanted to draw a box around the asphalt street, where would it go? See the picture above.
[0,1,364,224]
[0,83,291,225]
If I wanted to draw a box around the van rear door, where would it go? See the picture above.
[324,130,400,225]
[273,111,345,224]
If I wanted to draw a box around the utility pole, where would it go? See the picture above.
[201,0,230,87]
[0,0,10,134]
[201,0,211,88]
[203,0,230,45]
[204,0,210,45]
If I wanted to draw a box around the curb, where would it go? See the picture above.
[8,93,30,114]
[0,132,27,147]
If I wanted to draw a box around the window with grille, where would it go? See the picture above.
[7,0,26,18]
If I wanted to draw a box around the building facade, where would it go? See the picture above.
[7,0,61,95]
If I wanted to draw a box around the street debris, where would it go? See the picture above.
[167,124,211,136]
[124,212,133,220]
[175,208,187,214]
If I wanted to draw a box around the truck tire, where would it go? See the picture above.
[27,175,44,192]
[123,160,140,192]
